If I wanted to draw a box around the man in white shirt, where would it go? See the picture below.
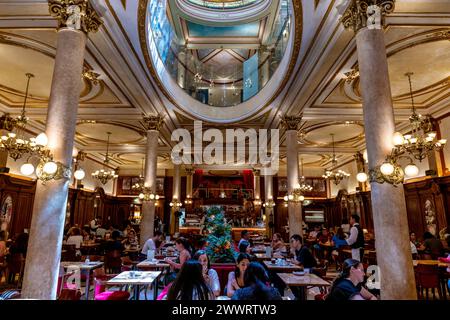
[141,231,163,259]
[90,217,99,235]
[346,214,365,262]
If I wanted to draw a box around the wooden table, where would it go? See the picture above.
[263,260,303,273]
[277,273,331,301]
[254,253,271,261]
[107,271,161,300]
[137,260,170,270]
[60,261,104,300]
[413,260,449,268]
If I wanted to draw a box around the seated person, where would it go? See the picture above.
[419,232,444,258]
[332,228,348,249]
[66,228,83,256]
[271,233,287,255]
[226,253,251,297]
[231,262,282,300]
[308,225,321,241]
[122,229,138,248]
[290,234,317,269]
[326,259,377,301]
[105,230,124,252]
[167,260,215,300]
[141,231,164,259]
[194,250,220,297]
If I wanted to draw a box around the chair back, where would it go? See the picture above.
[58,288,81,300]
[415,264,440,288]
[104,250,123,273]
[211,263,235,295]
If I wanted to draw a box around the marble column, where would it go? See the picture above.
[21,1,102,300]
[283,116,303,238]
[342,0,416,300]
[170,164,181,235]
[264,172,274,238]
[139,116,163,247]
[253,168,261,201]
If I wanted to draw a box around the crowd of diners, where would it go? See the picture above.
[0,213,449,300]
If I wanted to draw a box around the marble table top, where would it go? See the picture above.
[106,271,161,285]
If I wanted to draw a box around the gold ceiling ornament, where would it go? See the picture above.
[82,68,100,85]
[92,132,119,185]
[281,115,302,131]
[322,134,350,185]
[252,168,260,177]
[344,68,360,83]
[340,0,395,33]
[143,115,164,131]
[48,0,103,34]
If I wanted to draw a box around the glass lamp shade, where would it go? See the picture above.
[149,194,155,200]
[392,132,405,146]
[43,161,58,174]
[74,168,85,180]
[72,147,79,158]
[363,150,368,163]
[404,164,419,177]
[35,133,48,147]
[20,163,35,176]
[283,196,288,201]
[139,193,145,199]
[155,195,160,200]
[299,195,305,202]
[356,172,368,183]
[380,162,395,176]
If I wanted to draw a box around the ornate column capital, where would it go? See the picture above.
[340,0,395,33]
[143,115,164,131]
[48,0,103,34]
[282,115,302,131]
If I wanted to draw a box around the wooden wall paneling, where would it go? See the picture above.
[0,174,36,238]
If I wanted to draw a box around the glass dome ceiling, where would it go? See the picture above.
[146,0,293,109]
[187,0,261,9]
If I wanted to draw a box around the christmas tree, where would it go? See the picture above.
[203,206,236,263]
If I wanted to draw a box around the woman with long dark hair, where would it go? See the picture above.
[231,262,282,300]
[326,259,377,301]
[167,260,214,300]
[226,253,250,297]
[193,250,221,297]
[165,237,192,270]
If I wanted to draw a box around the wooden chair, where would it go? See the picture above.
[104,250,123,274]
[6,253,25,288]
[415,264,442,300]
[62,244,78,262]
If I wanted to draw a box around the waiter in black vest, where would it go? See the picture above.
[346,214,365,262]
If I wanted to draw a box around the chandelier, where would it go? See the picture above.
[298,158,313,192]
[390,73,446,161]
[131,158,160,201]
[92,132,118,185]
[169,196,182,209]
[322,133,350,185]
[1,73,49,161]
[371,73,447,185]
[283,190,304,204]
[263,196,275,208]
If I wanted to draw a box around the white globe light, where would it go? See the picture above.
[35,133,48,147]
[149,194,155,200]
[288,194,294,200]
[20,163,35,176]
[139,193,145,199]
[72,147,79,158]
[380,162,394,176]
[392,132,405,146]
[144,182,150,188]
[155,195,160,200]
[43,161,58,175]
[356,172,368,183]
[283,196,288,201]
[299,195,305,202]
[74,168,85,180]
[363,150,368,163]
[404,164,419,177]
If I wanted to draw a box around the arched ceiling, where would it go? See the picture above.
[0,0,448,173]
